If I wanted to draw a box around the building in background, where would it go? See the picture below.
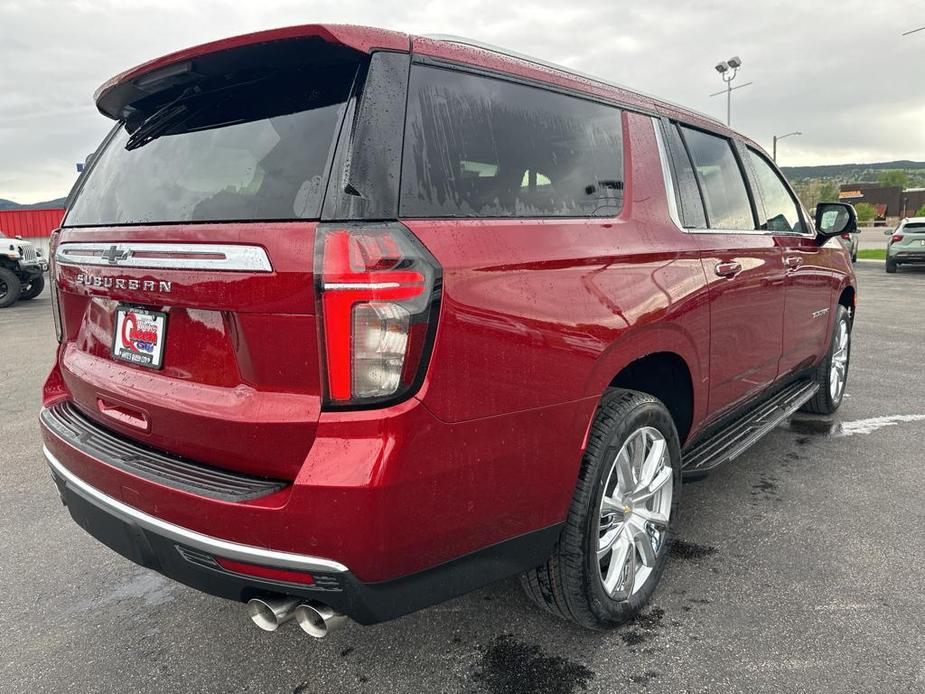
[839,184,925,224]
[0,208,65,256]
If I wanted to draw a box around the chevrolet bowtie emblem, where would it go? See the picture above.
[100,245,132,265]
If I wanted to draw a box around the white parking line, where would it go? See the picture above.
[837,414,925,436]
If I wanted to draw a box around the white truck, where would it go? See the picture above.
[0,230,47,307]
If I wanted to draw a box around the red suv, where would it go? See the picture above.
[41,25,858,635]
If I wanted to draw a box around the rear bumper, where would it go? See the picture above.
[890,250,925,263]
[45,445,560,624]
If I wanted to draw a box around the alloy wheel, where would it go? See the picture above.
[829,319,849,401]
[596,426,672,600]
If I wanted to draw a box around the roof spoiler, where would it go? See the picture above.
[94,24,409,120]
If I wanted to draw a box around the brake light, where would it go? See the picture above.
[891,234,904,243]
[315,223,441,407]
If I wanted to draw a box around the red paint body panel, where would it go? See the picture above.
[42,26,857,594]
[0,208,64,238]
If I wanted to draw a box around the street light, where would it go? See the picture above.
[709,56,752,126]
[772,131,802,163]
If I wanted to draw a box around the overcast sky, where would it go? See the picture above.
[1,0,923,203]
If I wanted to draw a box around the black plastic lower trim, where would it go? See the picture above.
[52,466,562,625]
[42,402,286,502]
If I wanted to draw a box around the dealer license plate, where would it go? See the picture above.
[111,306,167,369]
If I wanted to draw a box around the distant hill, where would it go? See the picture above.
[780,160,925,181]
[0,197,67,211]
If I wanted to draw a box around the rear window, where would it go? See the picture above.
[904,222,925,230]
[65,59,358,226]
[400,66,623,218]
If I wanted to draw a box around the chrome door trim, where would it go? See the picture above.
[44,445,348,573]
[55,242,273,272]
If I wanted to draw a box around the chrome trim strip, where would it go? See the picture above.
[44,445,349,573]
[55,243,273,272]
[651,117,684,231]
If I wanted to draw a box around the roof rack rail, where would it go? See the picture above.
[422,33,725,127]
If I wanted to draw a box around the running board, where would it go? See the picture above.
[681,378,819,475]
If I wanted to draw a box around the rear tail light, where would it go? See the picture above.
[891,234,904,243]
[49,231,62,343]
[314,222,441,407]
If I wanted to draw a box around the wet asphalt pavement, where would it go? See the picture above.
[1,261,923,694]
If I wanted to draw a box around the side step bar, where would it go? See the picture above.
[681,378,819,475]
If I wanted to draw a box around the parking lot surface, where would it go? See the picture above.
[1,262,923,694]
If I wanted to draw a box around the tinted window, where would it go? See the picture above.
[747,149,804,233]
[401,66,623,218]
[680,126,754,230]
[65,61,358,226]
[664,123,707,228]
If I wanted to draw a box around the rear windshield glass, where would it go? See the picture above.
[65,60,358,226]
[401,66,623,219]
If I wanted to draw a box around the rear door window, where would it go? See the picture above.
[65,59,359,226]
[401,66,623,218]
[679,126,755,230]
[747,149,805,233]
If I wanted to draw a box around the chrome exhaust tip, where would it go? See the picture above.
[247,597,300,632]
[295,602,348,638]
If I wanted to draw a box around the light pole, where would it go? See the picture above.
[772,131,802,163]
[710,56,752,126]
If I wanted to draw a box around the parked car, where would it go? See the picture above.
[885,217,925,272]
[0,229,47,307]
[40,25,858,636]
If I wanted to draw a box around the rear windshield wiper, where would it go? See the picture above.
[125,101,194,151]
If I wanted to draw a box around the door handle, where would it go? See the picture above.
[785,255,804,270]
[714,261,742,278]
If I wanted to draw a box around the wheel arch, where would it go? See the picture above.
[607,352,695,445]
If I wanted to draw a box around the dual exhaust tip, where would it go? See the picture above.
[247,597,347,638]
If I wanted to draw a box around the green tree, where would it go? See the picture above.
[877,169,908,188]
[854,202,877,223]
[817,181,841,204]
[916,204,925,216]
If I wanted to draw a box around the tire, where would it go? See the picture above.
[19,274,44,300]
[801,305,851,415]
[885,258,897,273]
[520,388,681,630]
[0,267,22,308]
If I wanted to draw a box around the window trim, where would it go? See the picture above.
[398,61,627,221]
[676,122,761,234]
[744,146,815,239]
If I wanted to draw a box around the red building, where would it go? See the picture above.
[0,208,65,255]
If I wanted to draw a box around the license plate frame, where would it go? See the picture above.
[111,306,167,369]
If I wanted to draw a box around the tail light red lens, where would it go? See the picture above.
[891,234,904,243]
[315,223,441,407]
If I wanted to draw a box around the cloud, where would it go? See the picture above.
[1,0,923,202]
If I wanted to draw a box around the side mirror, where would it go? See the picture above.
[815,202,857,238]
